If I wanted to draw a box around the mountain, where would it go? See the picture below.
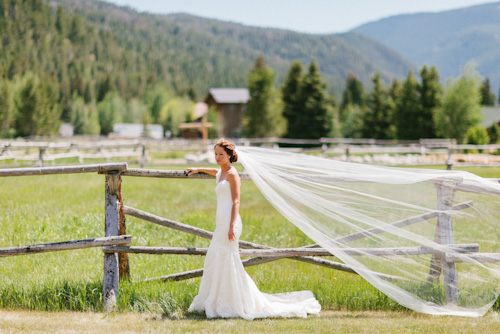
[353,2,500,93]
[46,0,415,97]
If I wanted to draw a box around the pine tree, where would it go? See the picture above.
[395,71,420,140]
[15,74,38,137]
[295,60,331,139]
[70,95,100,135]
[55,6,67,37]
[480,78,495,106]
[362,73,395,139]
[417,66,442,138]
[0,78,14,137]
[97,92,124,135]
[488,123,499,144]
[33,79,61,136]
[244,57,275,138]
[282,61,302,138]
[339,73,364,123]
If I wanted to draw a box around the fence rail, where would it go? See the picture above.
[3,137,500,169]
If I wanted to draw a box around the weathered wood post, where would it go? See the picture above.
[428,180,458,304]
[140,144,146,169]
[38,147,46,167]
[446,147,453,170]
[103,170,129,311]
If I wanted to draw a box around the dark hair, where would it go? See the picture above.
[215,139,238,163]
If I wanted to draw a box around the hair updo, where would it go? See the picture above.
[215,139,238,163]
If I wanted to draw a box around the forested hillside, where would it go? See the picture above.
[46,0,414,96]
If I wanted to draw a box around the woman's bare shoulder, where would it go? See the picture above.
[228,167,240,180]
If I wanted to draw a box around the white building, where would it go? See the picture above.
[110,123,164,139]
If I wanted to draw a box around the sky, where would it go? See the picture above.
[104,0,499,34]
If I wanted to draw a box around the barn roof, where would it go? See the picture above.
[207,88,250,104]
[482,106,500,128]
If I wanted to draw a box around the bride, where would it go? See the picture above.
[185,139,321,320]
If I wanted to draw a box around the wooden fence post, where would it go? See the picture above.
[141,144,146,169]
[103,170,129,311]
[446,147,453,170]
[117,174,130,280]
[38,147,45,167]
[428,180,458,304]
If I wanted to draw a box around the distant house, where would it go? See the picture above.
[110,123,164,139]
[205,88,250,138]
[59,123,74,137]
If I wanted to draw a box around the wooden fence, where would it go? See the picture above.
[1,163,500,310]
[4,137,500,169]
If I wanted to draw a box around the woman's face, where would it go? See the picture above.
[214,145,230,165]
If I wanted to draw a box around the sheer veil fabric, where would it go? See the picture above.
[236,146,500,317]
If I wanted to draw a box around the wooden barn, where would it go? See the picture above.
[205,88,250,138]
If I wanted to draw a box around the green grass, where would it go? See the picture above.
[1,164,500,316]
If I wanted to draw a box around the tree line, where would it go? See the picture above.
[0,0,498,142]
[0,0,198,138]
[244,58,499,144]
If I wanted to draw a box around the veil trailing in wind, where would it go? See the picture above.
[236,146,500,317]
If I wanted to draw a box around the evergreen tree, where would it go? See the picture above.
[14,73,61,137]
[389,78,401,102]
[480,78,495,106]
[395,70,420,140]
[97,92,124,135]
[282,61,302,138]
[488,123,499,144]
[341,104,365,138]
[55,6,67,37]
[0,78,14,137]
[70,95,100,135]
[33,79,61,136]
[418,66,442,138]
[144,85,169,124]
[15,74,38,137]
[244,57,275,138]
[68,16,83,43]
[339,73,364,122]
[295,60,331,139]
[434,62,482,143]
[97,73,115,103]
[362,73,395,139]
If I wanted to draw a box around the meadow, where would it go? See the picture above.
[1,162,500,319]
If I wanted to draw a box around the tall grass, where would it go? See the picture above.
[0,164,499,314]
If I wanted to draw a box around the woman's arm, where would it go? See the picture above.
[227,171,241,242]
[184,167,219,176]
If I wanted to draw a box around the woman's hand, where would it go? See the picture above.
[184,168,198,176]
[228,227,236,242]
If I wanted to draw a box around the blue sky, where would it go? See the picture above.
[105,0,499,33]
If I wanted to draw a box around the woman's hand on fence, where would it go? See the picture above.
[184,168,198,176]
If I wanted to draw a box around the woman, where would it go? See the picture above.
[185,139,321,320]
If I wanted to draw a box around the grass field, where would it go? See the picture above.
[1,309,500,334]
[1,163,500,319]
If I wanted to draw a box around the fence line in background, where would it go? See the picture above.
[3,137,500,169]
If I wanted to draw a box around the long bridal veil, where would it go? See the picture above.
[236,146,500,317]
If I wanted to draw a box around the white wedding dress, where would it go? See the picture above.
[188,169,321,320]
